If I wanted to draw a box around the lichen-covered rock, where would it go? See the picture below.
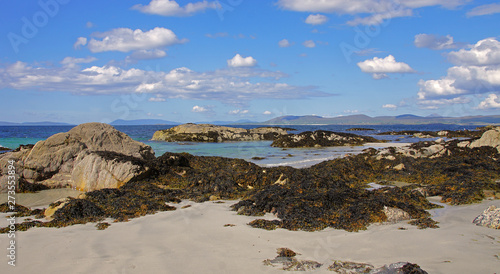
[383,206,411,223]
[472,205,500,229]
[0,123,154,192]
[271,130,380,148]
[152,123,292,142]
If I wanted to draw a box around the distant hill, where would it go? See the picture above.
[0,121,75,126]
[260,114,500,125]
[109,119,180,126]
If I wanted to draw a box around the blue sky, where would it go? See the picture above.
[1,0,500,124]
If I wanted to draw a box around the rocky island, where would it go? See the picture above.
[271,130,381,148]
[152,123,294,142]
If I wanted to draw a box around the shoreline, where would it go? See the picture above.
[1,198,499,273]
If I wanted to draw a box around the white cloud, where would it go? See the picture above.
[303,40,316,48]
[73,37,87,49]
[128,49,167,61]
[277,0,469,25]
[229,109,249,115]
[414,34,460,50]
[192,105,211,113]
[477,94,500,109]
[227,54,257,68]
[60,56,97,67]
[466,3,500,17]
[148,94,166,102]
[278,39,293,48]
[448,38,500,66]
[86,22,95,28]
[132,0,219,17]
[357,55,416,79]
[86,27,187,53]
[263,110,272,115]
[417,97,471,109]
[0,59,327,106]
[382,104,397,110]
[305,14,328,25]
[418,38,500,103]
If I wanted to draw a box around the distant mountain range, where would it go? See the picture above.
[2,114,500,126]
[257,114,500,126]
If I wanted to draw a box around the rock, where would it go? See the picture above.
[263,248,322,271]
[327,260,374,273]
[383,206,411,223]
[393,163,405,171]
[271,130,380,148]
[370,262,428,274]
[0,123,154,192]
[71,151,150,192]
[44,198,70,221]
[152,123,292,142]
[469,127,500,153]
[472,205,500,229]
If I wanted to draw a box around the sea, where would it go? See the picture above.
[0,124,483,169]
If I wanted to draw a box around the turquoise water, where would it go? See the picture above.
[0,124,483,168]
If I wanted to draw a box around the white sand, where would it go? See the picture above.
[1,198,500,273]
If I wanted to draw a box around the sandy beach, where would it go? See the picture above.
[1,192,499,274]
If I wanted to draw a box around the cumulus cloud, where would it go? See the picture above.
[417,97,472,109]
[477,94,500,109]
[86,27,187,53]
[132,0,219,17]
[73,37,87,49]
[227,54,257,68]
[303,40,316,48]
[192,105,211,112]
[305,14,328,25]
[418,38,500,102]
[263,110,272,115]
[447,38,500,66]
[414,34,461,50]
[277,0,469,25]
[467,3,500,17]
[278,39,293,48]
[357,55,416,79]
[0,59,327,106]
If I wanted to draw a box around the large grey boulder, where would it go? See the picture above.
[152,123,291,142]
[468,127,500,153]
[0,123,154,192]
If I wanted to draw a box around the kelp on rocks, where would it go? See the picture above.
[2,133,500,233]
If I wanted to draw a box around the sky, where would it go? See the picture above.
[1,0,500,124]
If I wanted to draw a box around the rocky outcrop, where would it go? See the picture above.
[473,205,500,229]
[152,123,292,142]
[468,126,500,153]
[271,130,380,148]
[374,126,500,160]
[0,123,154,192]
